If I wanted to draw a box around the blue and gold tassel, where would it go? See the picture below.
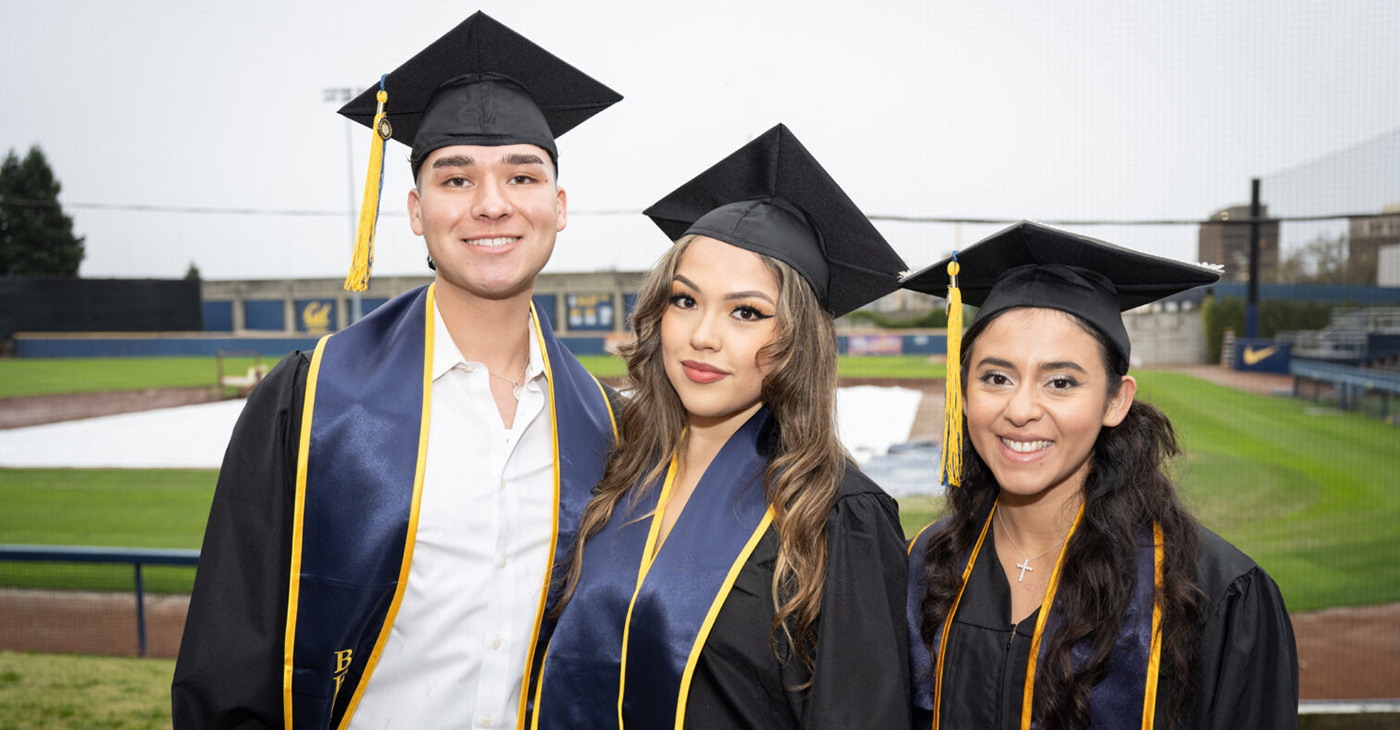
[942,254,964,487]
[344,76,391,292]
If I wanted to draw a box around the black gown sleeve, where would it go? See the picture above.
[802,478,914,730]
[685,471,913,730]
[1183,530,1299,730]
[171,352,309,730]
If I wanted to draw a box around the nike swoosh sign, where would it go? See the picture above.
[1243,345,1281,366]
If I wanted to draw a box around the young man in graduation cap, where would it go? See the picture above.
[902,222,1298,729]
[172,13,622,730]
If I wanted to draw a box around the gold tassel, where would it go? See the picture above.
[942,257,964,487]
[343,87,391,292]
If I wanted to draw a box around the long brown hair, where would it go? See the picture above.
[919,309,1204,729]
[558,235,849,672]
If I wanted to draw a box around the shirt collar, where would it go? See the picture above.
[431,302,549,386]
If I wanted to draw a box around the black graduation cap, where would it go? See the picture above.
[642,124,907,318]
[901,220,1222,368]
[334,11,621,292]
[337,11,622,167]
[901,220,1220,487]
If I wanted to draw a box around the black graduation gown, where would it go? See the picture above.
[923,525,1298,730]
[173,347,622,729]
[172,351,307,729]
[680,469,913,730]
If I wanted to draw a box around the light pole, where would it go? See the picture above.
[324,87,363,324]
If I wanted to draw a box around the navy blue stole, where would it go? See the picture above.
[907,497,1164,730]
[283,284,616,730]
[534,408,775,729]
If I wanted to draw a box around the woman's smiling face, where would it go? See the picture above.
[660,236,781,430]
[964,307,1136,504]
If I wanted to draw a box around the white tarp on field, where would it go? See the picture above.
[0,387,925,471]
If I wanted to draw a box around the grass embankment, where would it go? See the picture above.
[0,651,173,730]
[891,370,1399,612]
[1136,371,1400,612]
[0,469,214,593]
[0,358,262,399]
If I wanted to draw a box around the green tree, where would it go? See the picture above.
[0,145,85,276]
[1277,233,1367,284]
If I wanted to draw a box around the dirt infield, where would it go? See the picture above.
[0,587,1393,698]
[0,387,220,430]
[0,588,188,658]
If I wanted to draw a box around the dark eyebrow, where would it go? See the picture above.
[1040,361,1088,374]
[431,155,474,169]
[672,275,776,306]
[725,290,776,306]
[502,152,546,166]
[974,356,1088,375]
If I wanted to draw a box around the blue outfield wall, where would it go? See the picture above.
[837,333,947,355]
[14,336,322,358]
[16,330,952,359]
[14,334,612,358]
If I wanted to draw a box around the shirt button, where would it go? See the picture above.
[499,478,507,491]
[481,717,493,728]
[491,636,502,649]
[497,555,508,568]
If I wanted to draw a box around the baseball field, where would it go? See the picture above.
[0,355,1396,728]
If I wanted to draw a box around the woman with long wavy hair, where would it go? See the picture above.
[902,222,1298,730]
[529,125,913,729]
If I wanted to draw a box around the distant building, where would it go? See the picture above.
[1348,203,1400,285]
[1197,205,1280,283]
[1380,243,1400,287]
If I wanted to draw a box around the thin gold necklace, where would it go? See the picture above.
[996,507,1069,583]
[486,362,528,399]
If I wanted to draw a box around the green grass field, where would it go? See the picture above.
[0,470,214,593]
[0,652,173,730]
[0,354,942,399]
[0,357,263,399]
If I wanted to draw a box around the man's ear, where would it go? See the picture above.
[555,185,568,233]
[408,187,424,236]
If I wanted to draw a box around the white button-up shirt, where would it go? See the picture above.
[348,304,554,730]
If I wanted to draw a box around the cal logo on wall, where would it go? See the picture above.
[298,299,338,335]
[566,293,614,332]
[1233,337,1290,373]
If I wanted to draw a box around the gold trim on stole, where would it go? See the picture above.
[1141,522,1165,730]
[615,454,682,728]
[283,333,331,730]
[516,302,620,729]
[674,507,776,729]
[1020,503,1087,730]
[335,283,436,728]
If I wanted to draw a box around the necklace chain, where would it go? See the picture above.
[486,361,528,398]
[996,507,1069,583]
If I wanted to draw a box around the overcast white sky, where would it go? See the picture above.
[4,0,1398,282]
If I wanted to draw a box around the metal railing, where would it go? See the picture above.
[0,544,199,657]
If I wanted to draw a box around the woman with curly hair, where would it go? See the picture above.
[530,124,913,729]
[902,221,1298,730]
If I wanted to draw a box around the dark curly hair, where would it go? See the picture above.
[918,308,1205,729]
